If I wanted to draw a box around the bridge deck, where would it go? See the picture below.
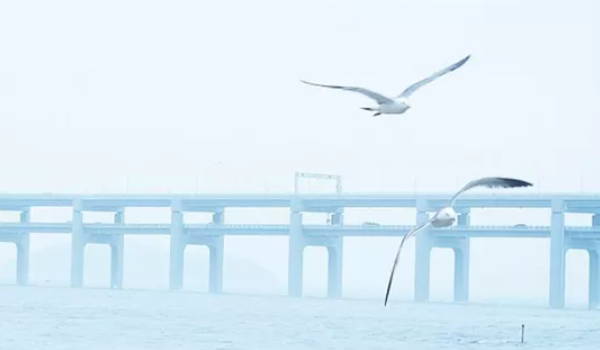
[0,193,598,211]
[0,222,598,239]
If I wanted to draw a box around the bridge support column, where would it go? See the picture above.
[110,210,124,289]
[593,214,600,227]
[457,211,470,226]
[16,209,30,286]
[454,211,470,302]
[453,239,470,302]
[549,199,566,308]
[327,244,343,298]
[327,211,343,299]
[331,212,343,226]
[209,236,224,294]
[288,201,305,297]
[209,210,224,294]
[169,200,185,290]
[589,248,599,309]
[414,199,432,302]
[70,199,85,288]
[590,215,600,309]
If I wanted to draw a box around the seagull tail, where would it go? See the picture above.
[361,107,381,116]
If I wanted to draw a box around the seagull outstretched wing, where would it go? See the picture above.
[384,220,432,306]
[301,80,394,104]
[384,176,532,306]
[449,177,533,207]
[398,55,471,98]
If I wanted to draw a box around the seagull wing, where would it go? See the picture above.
[449,177,533,207]
[384,220,432,306]
[398,55,471,98]
[301,80,394,104]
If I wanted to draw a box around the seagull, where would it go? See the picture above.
[301,55,470,117]
[383,177,533,306]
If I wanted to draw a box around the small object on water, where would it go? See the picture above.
[521,324,525,344]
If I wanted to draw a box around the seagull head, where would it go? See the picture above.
[397,97,410,106]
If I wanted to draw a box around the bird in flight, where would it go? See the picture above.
[301,55,470,117]
[383,177,532,306]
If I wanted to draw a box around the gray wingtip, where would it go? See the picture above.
[384,279,392,306]
[476,177,534,190]
[301,79,324,87]
[454,54,471,69]
[299,80,345,90]
[497,177,533,188]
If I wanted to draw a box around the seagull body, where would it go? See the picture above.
[430,206,457,227]
[369,98,411,115]
[302,55,470,117]
[383,177,533,306]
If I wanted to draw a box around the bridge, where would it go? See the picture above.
[0,193,599,309]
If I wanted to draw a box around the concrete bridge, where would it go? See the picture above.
[0,193,599,309]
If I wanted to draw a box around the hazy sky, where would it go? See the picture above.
[0,0,598,305]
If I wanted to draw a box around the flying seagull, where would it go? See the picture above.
[301,55,470,117]
[383,177,532,306]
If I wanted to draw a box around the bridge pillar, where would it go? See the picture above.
[209,236,224,294]
[414,199,432,302]
[331,212,343,226]
[454,211,470,302]
[16,209,30,286]
[288,200,304,297]
[589,248,599,309]
[327,210,343,299]
[209,210,224,294]
[453,240,470,302]
[549,199,566,308]
[593,214,600,227]
[169,200,185,290]
[327,244,343,298]
[588,214,600,309]
[457,211,470,226]
[110,210,125,289]
[70,199,85,288]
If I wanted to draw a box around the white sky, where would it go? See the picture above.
[0,0,598,305]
